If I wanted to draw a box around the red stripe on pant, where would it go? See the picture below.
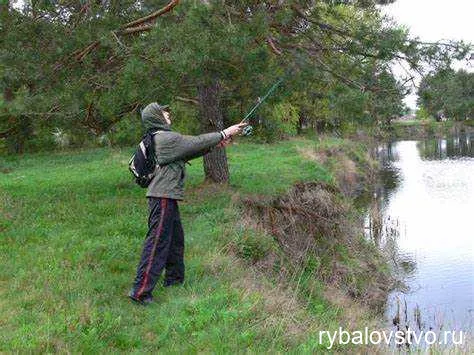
[136,198,168,299]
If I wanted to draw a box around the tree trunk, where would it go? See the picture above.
[197,79,229,183]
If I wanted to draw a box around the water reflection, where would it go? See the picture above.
[418,134,473,159]
[367,132,474,344]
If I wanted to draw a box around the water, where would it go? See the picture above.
[367,133,474,336]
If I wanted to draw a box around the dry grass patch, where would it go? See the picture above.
[240,182,394,311]
[233,270,317,343]
[296,146,328,164]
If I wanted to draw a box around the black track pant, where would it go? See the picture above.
[130,197,185,300]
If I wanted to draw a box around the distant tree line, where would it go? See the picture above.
[418,68,473,121]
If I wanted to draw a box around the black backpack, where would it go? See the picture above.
[128,131,159,188]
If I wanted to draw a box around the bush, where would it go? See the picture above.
[3,119,60,154]
[234,230,276,263]
[416,107,432,121]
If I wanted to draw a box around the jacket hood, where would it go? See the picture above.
[141,102,172,132]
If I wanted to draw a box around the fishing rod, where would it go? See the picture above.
[240,77,285,136]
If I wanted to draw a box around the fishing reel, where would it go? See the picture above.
[242,125,253,136]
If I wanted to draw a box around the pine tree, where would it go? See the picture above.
[1,0,470,181]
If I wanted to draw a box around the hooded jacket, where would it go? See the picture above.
[141,103,223,200]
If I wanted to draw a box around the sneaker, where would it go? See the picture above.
[128,291,153,305]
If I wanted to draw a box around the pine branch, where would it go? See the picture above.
[0,127,16,139]
[176,96,200,105]
[75,40,100,61]
[118,24,155,35]
[315,58,365,90]
[55,1,181,69]
[121,0,180,29]
[267,37,283,55]
[291,4,352,39]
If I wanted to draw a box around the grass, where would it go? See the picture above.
[1,137,376,352]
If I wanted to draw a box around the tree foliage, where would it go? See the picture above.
[418,68,474,121]
[0,0,471,153]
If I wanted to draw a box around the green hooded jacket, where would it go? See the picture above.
[141,103,223,200]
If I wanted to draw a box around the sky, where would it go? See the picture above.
[381,0,474,108]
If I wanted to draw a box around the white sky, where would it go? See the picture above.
[382,0,474,108]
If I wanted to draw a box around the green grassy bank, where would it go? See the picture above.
[0,137,387,352]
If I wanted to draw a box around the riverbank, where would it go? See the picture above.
[0,137,392,352]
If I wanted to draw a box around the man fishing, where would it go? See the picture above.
[129,102,247,305]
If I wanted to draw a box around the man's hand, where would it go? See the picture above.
[223,122,248,138]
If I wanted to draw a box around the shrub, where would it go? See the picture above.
[234,230,276,263]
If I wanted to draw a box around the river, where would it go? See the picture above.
[366,132,473,339]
